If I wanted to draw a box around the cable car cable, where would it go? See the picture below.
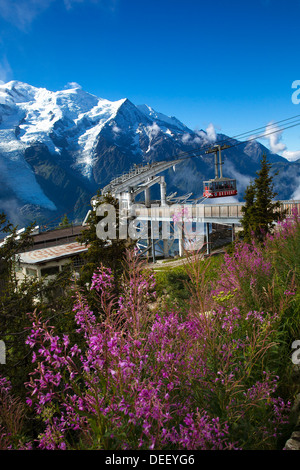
[35,115,300,228]
[160,114,300,162]
[175,119,300,163]
[220,114,300,143]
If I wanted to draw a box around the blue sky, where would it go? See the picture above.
[0,0,300,159]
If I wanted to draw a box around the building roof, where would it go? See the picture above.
[32,225,87,244]
[18,241,88,265]
[1,225,89,252]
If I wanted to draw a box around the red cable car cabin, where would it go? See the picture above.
[203,177,237,198]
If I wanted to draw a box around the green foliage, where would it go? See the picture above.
[155,265,191,308]
[39,264,78,338]
[0,213,42,396]
[241,180,256,242]
[215,214,300,404]
[57,213,72,228]
[0,213,34,279]
[0,213,76,396]
[155,254,223,310]
[2,205,300,450]
[77,192,134,288]
[76,193,136,316]
[265,215,300,343]
[241,154,285,243]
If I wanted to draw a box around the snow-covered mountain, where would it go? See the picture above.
[0,80,298,227]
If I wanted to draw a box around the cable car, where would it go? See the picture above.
[203,177,237,198]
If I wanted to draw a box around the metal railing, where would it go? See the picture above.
[133,200,300,222]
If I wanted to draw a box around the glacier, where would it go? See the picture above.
[0,79,297,228]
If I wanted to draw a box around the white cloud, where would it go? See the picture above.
[258,121,300,163]
[145,122,160,154]
[282,150,300,162]
[204,195,239,205]
[0,0,117,30]
[146,122,160,139]
[261,122,286,154]
[112,123,121,135]
[64,0,117,9]
[64,81,82,89]
[0,0,56,31]
[223,159,252,194]
[192,135,202,144]
[0,56,12,82]
[182,123,217,146]
[292,180,300,199]
[182,133,191,144]
[63,0,84,10]
[204,123,217,143]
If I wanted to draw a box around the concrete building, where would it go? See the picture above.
[15,241,88,282]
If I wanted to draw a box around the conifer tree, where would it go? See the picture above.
[241,154,285,243]
[58,213,72,228]
[77,192,135,289]
[241,181,256,243]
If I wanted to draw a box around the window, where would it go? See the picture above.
[71,256,85,269]
[41,266,60,277]
[26,268,37,277]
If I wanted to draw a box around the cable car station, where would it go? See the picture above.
[97,144,240,258]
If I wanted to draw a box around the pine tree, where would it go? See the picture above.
[241,154,285,243]
[58,213,72,228]
[241,180,256,243]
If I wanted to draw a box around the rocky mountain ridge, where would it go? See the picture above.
[0,80,298,227]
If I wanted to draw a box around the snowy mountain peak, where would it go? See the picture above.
[0,79,294,228]
[0,80,40,105]
[137,103,190,133]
